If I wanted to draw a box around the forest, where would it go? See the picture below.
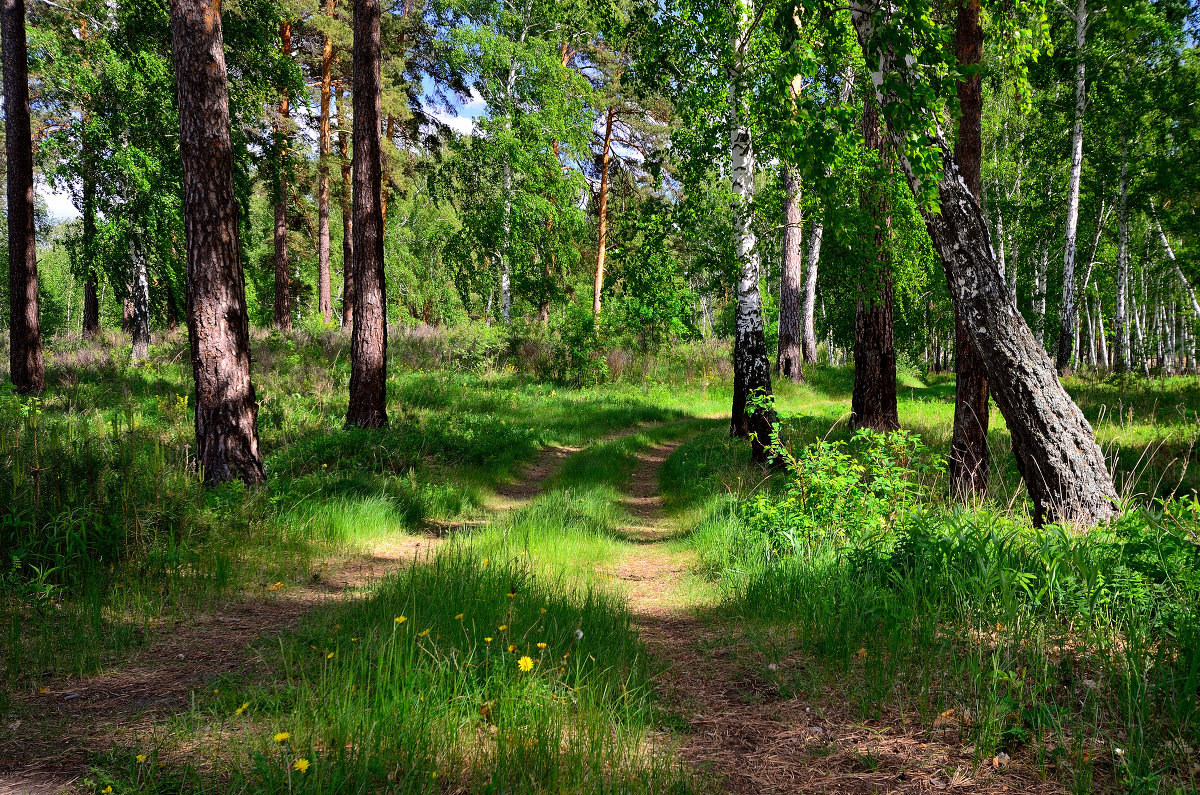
[1,0,1200,790]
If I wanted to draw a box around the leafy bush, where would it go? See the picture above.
[543,301,609,387]
[741,428,944,556]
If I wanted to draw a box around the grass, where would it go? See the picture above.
[6,327,1200,793]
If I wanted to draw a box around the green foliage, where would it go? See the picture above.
[741,429,944,556]
[544,301,609,387]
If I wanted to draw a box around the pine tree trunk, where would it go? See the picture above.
[169,0,266,484]
[338,84,355,328]
[1056,0,1089,372]
[345,0,387,428]
[776,164,805,382]
[593,106,614,316]
[273,20,292,329]
[851,90,899,432]
[948,0,989,498]
[82,135,101,340]
[850,0,1117,526]
[317,0,335,323]
[728,36,776,463]
[3,0,45,393]
[129,232,151,362]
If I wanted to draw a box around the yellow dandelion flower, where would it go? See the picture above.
[418,628,430,637]
[508,644,517,652]
[136,754,146,763]
[455,613,464,621]
[267,582,283,591]
[236,702,250,715]
[537,642,547,650]
[326,652,335,659]
[394,616,407,624]
[274,732,291,743]
[518,655,534,672]
[483,558,490,566]
[498,624,508,631]
[540,607,546,614]
[293,758,310,773]
[484,637,493,643]
[101,787,113,794]
[507,592,516,599]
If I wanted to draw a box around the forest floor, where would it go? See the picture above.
[4,424,1067,794]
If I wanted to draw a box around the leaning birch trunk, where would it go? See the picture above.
[1114,133,1131,372]
[1035,247,1049,346]
[776,163,805,382]
[1152,206,1200,321]
[728,0,776,462]
[1056,0,1090,372]
[849,0,1118,527]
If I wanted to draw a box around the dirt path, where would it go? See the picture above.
[0,433,636,795]
[609,440,1062,795]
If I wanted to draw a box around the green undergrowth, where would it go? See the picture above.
[665,424,1200,793]
[79,422,699,793]
[0,330,719,696]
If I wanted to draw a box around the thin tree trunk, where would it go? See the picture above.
[500,160,513,324]
[3,0,45,393]
[1035,246,1049,346]
[1114,133,1130,372]
[82,134,101,340]
[776,164,805,382]
[949,0,989,498]
[338,83,355,328]
[851,89,898,432]
[273,20,293,329]
[1056,0,1089,372]
[801,221,822,363]
[169,0,266,484]
[593,106,615,316]
[345,0,387,428]
[129,231,151,362]
[317,0,335,323]
[728,9,777,463]
[850,0,1117,526]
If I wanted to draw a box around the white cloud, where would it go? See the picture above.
[38,182,79,221]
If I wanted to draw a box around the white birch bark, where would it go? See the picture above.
[1114,133,1131,371]
[129,229,151,363]
[1056,0,1091,371]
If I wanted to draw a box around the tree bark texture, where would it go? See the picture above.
[273,20,292,330]
[129,232,151,362]
[345,0,388,428]
[728,59,776,463]
[1056,0,1089,372]
[949,0,990,499]
[317,0,335,323]
[169,0,266,484]
[338,83,355,328]
[777,164,805,382]
[850,0,1118,527]
[593,106,615,316]
[851,90,899,432]
[4,0,45,393]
